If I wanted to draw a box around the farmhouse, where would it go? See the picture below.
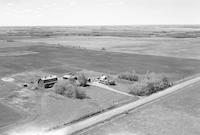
[38,75,58,89]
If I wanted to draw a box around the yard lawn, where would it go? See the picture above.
[81,86,138,108]
[31,93,101,129]
[21,86,137,130]
[109,79,133,94]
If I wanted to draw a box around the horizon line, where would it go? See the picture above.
[0,24,200,27]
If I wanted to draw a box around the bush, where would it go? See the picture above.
[129,73,171,96]
[68,77,76,84]
[143,82,162,96]
[77,74,88,87]
[129,82,148,96]
[118,71,139,81]
[54,81,76,97]
[54,81,87,99]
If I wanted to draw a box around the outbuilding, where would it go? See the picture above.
[38,75,58,89]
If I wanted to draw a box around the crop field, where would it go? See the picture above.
[1,42,200,81]
[1,40,200,80]
[18,36,200,60]
[13,25,200,60]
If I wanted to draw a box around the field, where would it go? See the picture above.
[1,40,200,80]
[18,36,200,60]
[0,25,200,134]
[11,25,200,60]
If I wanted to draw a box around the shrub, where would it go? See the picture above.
[68,77,76,84]
[118,71,139,81]
[64,84,77,98]
[129,73,171,96]
[54,81,87,99]
[54,81,75,97]
[143,82,162,95]
[77,74,88,87]
[129,82,148,96]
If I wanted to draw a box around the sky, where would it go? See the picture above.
[0,0,199,26]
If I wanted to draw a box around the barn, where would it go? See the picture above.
[38,75,58,89]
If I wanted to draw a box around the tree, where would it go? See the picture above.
[54,80,87,99]
[77,74,88,87]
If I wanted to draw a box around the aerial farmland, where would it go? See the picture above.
[0,25,200,135]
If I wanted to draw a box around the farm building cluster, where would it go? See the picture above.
[33,73,116,89]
